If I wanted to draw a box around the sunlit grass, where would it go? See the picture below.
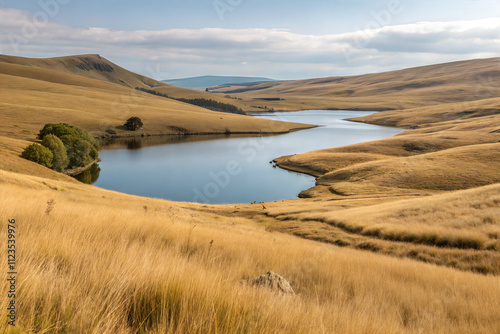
[1,171,500,333]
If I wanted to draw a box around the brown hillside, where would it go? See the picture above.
[210,57,500,111]
[0,54,256,111]
[0,60,312,140]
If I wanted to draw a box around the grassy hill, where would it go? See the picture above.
[209,57,500,112]
[0,55,312,141]
[0,54,262,113]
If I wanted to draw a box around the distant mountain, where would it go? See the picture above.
[162,75,274,90]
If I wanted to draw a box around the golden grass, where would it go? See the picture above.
[335,185,500,250]
[210,57,500,112]
[317,143,500,191]
[1,170,500,333]
[0,54,261,112]
[351,97,500,128]
[0,61,312,141]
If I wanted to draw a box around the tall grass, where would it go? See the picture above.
[1,173,500,333]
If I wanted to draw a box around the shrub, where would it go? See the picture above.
[33,123,99,170]
[38,123,99,150]
[61,135,95,168]
[38,123,78,141]
[41,134,69,172]
[124,117,143,131]
[21,144,53,168]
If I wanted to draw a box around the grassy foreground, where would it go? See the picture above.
[1,169,500,333]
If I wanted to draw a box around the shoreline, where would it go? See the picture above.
[96,126,318,140]
[64,158,101,176]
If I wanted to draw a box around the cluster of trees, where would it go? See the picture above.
[21,123,99,172]
[135,87,245,114]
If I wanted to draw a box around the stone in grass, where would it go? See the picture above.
[105,128,117,135]
[244,271,295,295]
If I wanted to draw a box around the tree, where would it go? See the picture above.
[41,134,69,172]
[38,123,99,149]
[36,123,99,169]
[61,135,94,168]
[124,117,143,131]
[38,123,78,141]
[21,144,53,168]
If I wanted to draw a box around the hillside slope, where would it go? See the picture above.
[0,54,257,112]
[0,60,312,140]
[210,57,500,112]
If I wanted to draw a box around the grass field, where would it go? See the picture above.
[1,169,500,333]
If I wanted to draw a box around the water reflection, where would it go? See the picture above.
[73,163,101,184]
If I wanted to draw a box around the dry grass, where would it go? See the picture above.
[0,61,311,141]
[210,57,500,112]
[1,170,500,333]
[317,143,500,191]
[259,184,500,273]
[0,54,257,112]
[351,97,500,128]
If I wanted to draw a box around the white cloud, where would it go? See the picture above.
[0,8,499,79]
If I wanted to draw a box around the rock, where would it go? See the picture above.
[105,128,117,135]
[244,271,295,295]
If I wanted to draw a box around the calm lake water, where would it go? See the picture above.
[90,110,403,204]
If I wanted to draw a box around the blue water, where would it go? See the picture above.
[92,110,403,204]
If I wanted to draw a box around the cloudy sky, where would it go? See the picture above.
[0,0,499,80]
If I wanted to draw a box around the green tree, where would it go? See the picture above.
[41,134,69,172]
[21,144,53,168]
[61,135,94,168]
[38,123,99,150]
[36,123,99,169]
[124,117,143,131]
[38,123,78,140]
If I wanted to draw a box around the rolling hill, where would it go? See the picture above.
[0,54,312,140]
[209,57,500,112]
[0,54,262,113]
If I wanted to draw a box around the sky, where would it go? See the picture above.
[0,0,499,80]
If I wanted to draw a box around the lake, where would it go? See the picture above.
[89,110,403,204]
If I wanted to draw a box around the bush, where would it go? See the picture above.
[38,123,77,140]
[41,134,69,172]
[21,144,53,168]
[61,135,95,168]
[124,117,143,131]
[27,123,99,171]
[38,123,99,150]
